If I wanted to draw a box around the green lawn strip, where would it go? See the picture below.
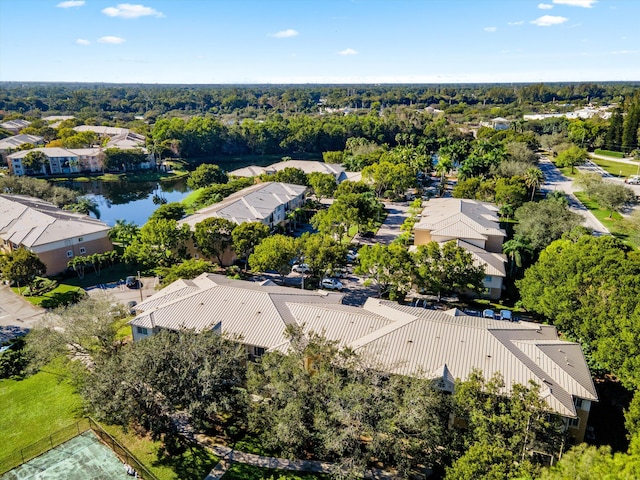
[12,284,85,307]
[573,191,637,249]
[99,423,219,480]
[0,360,84,461]
[222,463,330,480]
[594,149,626,159]
[588,157,640,178]
[181,187,205,209]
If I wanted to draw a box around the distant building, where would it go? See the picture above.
[178,182,307,265]
[491,117,511,130]
[413,198,507,299]
[0,119,31,135]
[0,194,113,275]
[130,273,597,443]
[7,147,82,176]
[0,134,44,162]
[229,160,350,183]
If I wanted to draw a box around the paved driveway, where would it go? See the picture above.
[85,277,160,305]
[353,202,411,246]
[0,285,46,343]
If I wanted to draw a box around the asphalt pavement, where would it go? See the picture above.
[0,284,46,343]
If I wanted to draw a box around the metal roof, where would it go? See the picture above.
[0,195,111,248]
[179,182,307,228]
[130,275,597,416]
[415,199,506,239]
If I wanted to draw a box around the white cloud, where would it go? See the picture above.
[508,21,525,26]
[56,1,85,7]
[553,0,596,7]
[98,36,125,44]
[270,29,299,38]
[75,38,90,45]
[538,3,554,9]
[610,50,638,55]
[102,4,164,19]
[484,26,497,32]
[530,15,568,26]
[337,48,358,56]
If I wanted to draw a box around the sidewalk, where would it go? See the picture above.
[0,284,46,343]
[589,152,640,166]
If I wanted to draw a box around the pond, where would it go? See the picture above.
[59,178,192,226]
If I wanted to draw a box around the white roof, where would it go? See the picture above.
[0,119,31,131]
[415,198,506,240]
[131,274,597,417]
[7,147,77,160]
[0,195,110,248]
[179,182,307,228]
[229,160,345,180]
[105,132,146,149]
[0,134,44,150]
[455,240,506,277]
[73,125,129,136]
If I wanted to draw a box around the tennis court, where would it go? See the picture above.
[2,430,131,479]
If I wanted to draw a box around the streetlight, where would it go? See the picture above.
[137,271,143,302]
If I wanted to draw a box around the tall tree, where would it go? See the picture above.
[249,234,298,282]
[297,233,347,278]
[355,243,413,298]
[21,150,48,175]
[231,221,270,267]
[513,198,583,251]
[0,248,46,294]
[523,167,544,201]
[193,218,236,265]
[412,241,485,300]
[123,218,191,268]
[307,171,337,201]
[555,145,588,173]
[187,164,228,190]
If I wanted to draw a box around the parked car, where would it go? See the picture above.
[499,309,513,321]
[127,300,138,315]
[125,276,141,289]
[346,250,359,262]
[482,309,495,319]
[358,231,375,239]
[291,264,311,274]
[328,268,348,279]
[625,175,640,185]
[321,278,344,291]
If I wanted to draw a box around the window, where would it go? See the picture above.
[253,346,266,357]
[79,247,86,254]
[67,250,74,258]
[136,326,148,335]
[78,237,84,242]
[568,417,580,428]
[574,398,583,409]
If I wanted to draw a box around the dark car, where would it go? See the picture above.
[125,276,141,289]
[359,231,375,238]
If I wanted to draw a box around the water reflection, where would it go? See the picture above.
[60,178,191,226]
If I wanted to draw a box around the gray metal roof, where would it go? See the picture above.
[0,134,44,150]
[130,274,597,416]
[179,182,307,228]
[415,198,506,239]
[0,194,111,248]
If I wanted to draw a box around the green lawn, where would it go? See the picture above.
[588,157,640,179]
[573,191,638,249]
[0,358,218,479]
[222,463,330,480]
[0,360,84,461]
[100,424,219,480]
[12,283,85,307]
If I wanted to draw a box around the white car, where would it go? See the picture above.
[321,278,344,291]
[291,264,311,274]
[328,268,348,279]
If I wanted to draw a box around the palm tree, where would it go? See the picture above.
[68,256,89,279]
[523,168,544,201]
[68,197,101,219]
[109,220,139,247]
[502,235,533,277]
[435,157,453,185]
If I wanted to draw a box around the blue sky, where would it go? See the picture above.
[1,0,638,83]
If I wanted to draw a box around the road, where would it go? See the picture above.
[0,284,46,343]
[538,156,610,235]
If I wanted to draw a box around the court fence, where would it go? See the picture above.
[0,417,158,480]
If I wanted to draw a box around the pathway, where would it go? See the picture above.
[0,284,46,343]
[538,156,611,235]
[193,434,400,480]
